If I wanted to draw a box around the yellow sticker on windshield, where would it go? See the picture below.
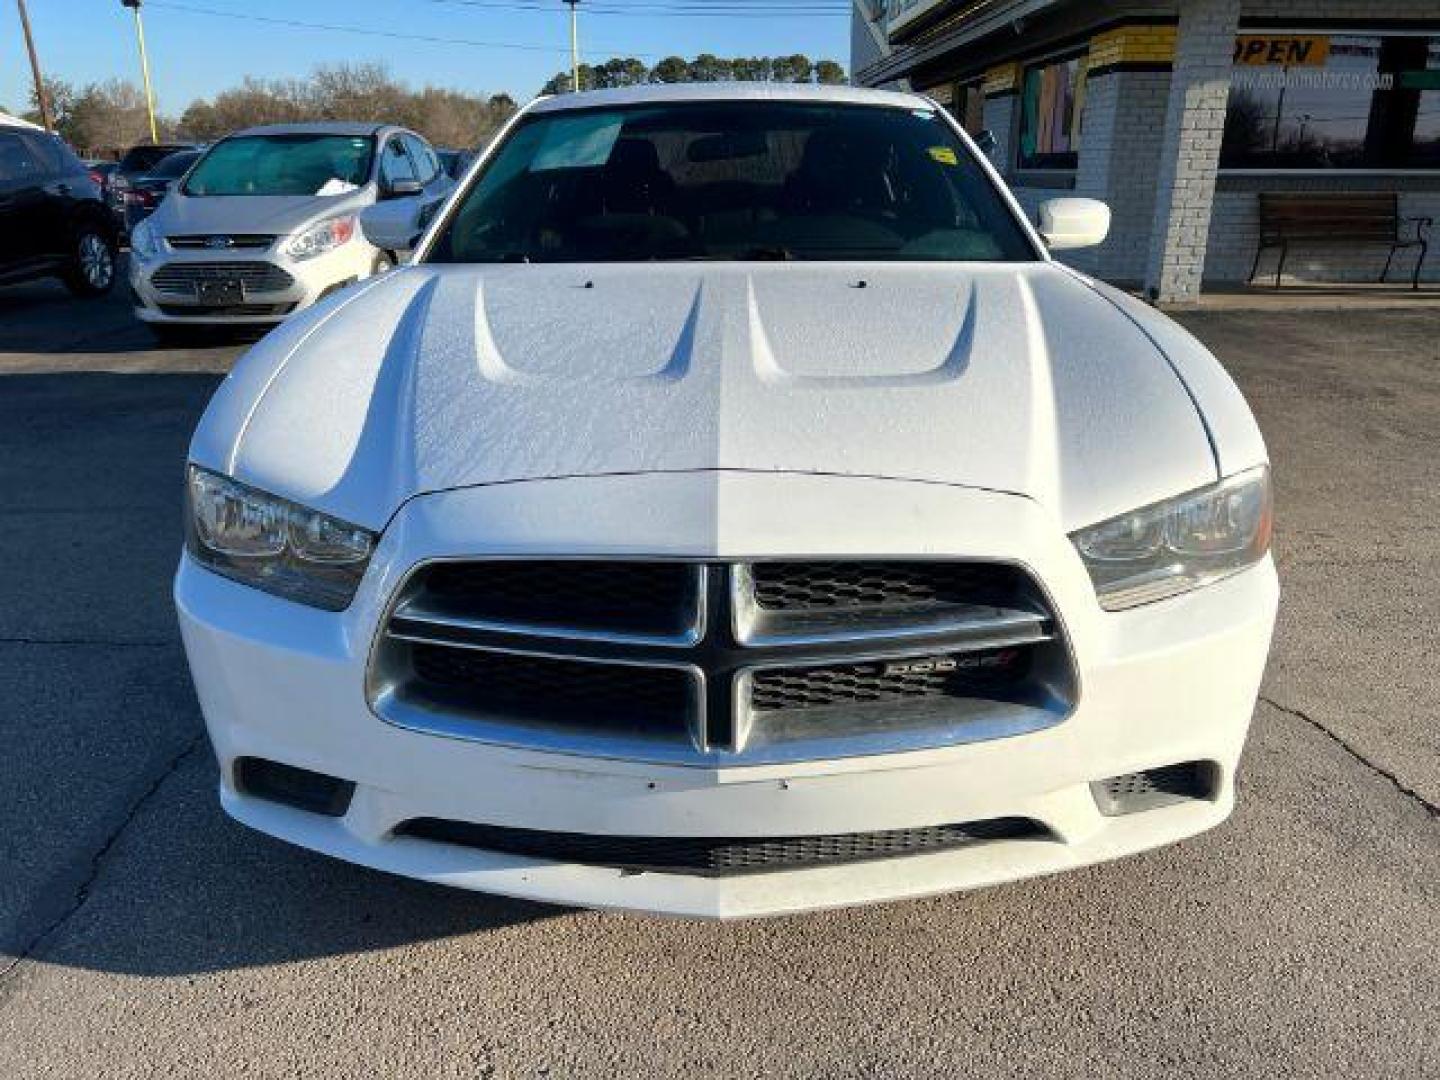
[928,146,959,166]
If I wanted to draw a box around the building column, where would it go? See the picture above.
[1143,0,1241,303]
[1076,24,1178,283]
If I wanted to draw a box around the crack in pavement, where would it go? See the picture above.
[1261,695,1440,821]
[0,735,206,990]
[0,636,173,649]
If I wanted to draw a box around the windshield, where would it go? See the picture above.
[183,133,374,197]
[427,102,1035,264]
[152,151,199,179]
[120,145,187,172]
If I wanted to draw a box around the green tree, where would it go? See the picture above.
[651,56,690,84]
[772,55,814,83]
[815,60,847,85]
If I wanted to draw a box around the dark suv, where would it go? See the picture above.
[108,142,200,229]
[0,123,118,296]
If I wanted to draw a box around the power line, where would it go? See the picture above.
[421,0,851,16]
[144,0,664,56]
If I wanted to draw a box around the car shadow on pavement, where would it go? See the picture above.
[0,276,267,359]
[8,743,561,979]
[0,370,558,979]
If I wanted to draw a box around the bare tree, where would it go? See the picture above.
[173,63,517,149]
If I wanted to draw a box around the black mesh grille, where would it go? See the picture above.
[395,816,1049,876]
[151,261,295,294]
[409,644,691,731]
[1092,762,1217,816]
[751,561,1024,612]
[750,647,1030,713]
[415,561,698,639]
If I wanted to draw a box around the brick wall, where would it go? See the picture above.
[1077,69,1174,282]
[1144,0,1243,301]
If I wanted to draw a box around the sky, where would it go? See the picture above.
[0,0,853,116]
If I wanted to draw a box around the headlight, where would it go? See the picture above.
[130,219,160,258]
[185,466,376,611]
[1070,466,1272,611]
[284,216,357,261]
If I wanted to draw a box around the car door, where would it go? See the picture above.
[0,131,50,272]
[21,132,84,259]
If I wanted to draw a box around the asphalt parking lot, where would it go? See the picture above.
[0,279,1436,1079]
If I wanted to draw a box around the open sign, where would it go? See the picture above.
[1234,35,1332,67]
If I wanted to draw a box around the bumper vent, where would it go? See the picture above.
[370,560,1076,767]
[157,302,296,319]
[150,260,295,295]
[395,816,1050,876]
[1092,762,1218,817]
[234,757,355,817]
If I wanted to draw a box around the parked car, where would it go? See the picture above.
[108,142,200,229]
[117,148,201,232]
[175,84,1277,918]
[128,121,452,340]
[84,158,119,198]
[0,118,118,296]
[436,147,473,180]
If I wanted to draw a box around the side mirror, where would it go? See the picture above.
[1037,197,1111,251]
[360,199,424,253]
[383,177,423,200]
[975,129,999,156]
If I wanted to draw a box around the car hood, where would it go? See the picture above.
[152,189,372,236]
[194,262,1220,532]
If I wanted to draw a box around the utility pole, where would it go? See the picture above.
[121,0,159,143]
[564,0,581,93]
[15,0,52,131]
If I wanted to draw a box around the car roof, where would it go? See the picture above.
[527,82,936,115]
[231,121,393,138]
[0,109,45,131]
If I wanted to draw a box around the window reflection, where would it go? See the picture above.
[1222,34,1440,169]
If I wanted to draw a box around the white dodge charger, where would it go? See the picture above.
[176,84,1277,918]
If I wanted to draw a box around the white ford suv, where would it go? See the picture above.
[176,84,1277,918]
[128,121,451,339]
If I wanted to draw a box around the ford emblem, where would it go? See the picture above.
[204,235,232,249]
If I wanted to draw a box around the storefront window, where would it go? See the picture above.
[1017,54,1085,171]
[1222,32,1440,170]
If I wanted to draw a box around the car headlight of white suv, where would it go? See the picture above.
[1071,466,1272,611]
[284,216,358,261]
[185,466,376,611]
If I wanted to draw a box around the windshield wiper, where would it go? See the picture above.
[738,246,794,261]
[676,246,796,262]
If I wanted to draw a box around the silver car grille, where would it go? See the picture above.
[368,560,1077,767]
[166,234,277,251]
[150,261,294,296]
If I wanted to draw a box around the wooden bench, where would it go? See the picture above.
[1251,193,1431,290]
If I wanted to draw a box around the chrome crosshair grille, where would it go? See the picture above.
[368,561,1078,767]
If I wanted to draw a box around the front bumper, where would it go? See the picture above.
[128,240,376,325]
[176,471,1278,918]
